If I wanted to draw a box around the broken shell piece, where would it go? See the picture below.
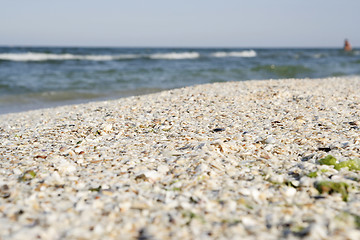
[103,123,113,132]
[135,170,162,183]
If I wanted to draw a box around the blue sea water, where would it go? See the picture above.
[0,47,359,114]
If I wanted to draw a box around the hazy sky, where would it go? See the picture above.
[1,0,359,47]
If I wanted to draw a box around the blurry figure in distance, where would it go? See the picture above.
[344,39,352,52]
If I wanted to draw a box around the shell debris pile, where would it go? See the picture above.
[1,77,360,239]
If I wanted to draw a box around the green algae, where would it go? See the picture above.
[307,171,318,178]
[221,219,241,226]
[308,169,329,178]
[334,158,360,171]
[89,186,102,192]
[318,155,360,171]
[182,211,205,225]
[314,181,349,201]
[354,214,360,229]
[18,170,37,182]
[251,64,313,78]
[318,155,337,166]
[291,225,310,238]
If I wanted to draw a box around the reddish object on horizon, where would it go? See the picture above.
[344,39,352,51]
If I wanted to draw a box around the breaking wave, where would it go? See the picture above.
[0,50,258,62]
[0,52,139,62]
[211,50,257,58]
[0,52,201,62]
[149,52,200,59]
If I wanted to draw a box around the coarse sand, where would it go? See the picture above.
[1,77,360,239]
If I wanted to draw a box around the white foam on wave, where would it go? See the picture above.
[0,50,260,61]
[86,54,139,61]
[312,53,324,59]
[0,52,139,61]
[212,50,257,58]
[150,52,200,60]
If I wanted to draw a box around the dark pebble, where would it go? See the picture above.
[318,147,332,152]
[212,128,225,132]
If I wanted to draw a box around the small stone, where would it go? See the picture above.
[0,184,10,198]
[265,136,276,144]
[348,121,359,126]
[212,128,225,132]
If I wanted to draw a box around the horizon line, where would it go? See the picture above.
[0,44,352,49]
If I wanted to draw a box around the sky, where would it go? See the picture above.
[1,0,359,48]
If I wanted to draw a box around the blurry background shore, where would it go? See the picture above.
[1,46,359,114]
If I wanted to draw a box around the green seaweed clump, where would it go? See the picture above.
[307,169,329,178]
[182,211,205,225]
[354,214,360,229]
[318,155,360,171]
[314,181,349,201]
[307,171,318,178]
[89,186,102,192]
[18,170,37,182]
[318,155,337,166]
[335,158,360,171]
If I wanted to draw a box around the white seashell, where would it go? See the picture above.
[157,165,169,174]
[227,200,237,212]
[57,158,77,174]
[136,170,162,183]
[13,168,22,175]
[239,188,251,196]
[194,163,208,175]
[76,158,84,164]
[103,123,113,132]
[250,188,262,203]
[265,136,276,144]
[119,201,131,212]
[93,199,104,209]
[283,187,297,198]
[74,147,85,154]
[270,174,284,183]
[309,224,328,239]
[241,216,257,228]
[162,150,183,157]
[49,171,64,184]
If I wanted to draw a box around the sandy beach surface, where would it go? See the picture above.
[1,77,360,239]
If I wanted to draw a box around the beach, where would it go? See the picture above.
[1,76,360,239]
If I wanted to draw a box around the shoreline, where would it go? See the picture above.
[1,77,360,239]
[0,87,167,116]
[1,76,357,117]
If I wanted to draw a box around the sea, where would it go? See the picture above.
[0,47,359,114]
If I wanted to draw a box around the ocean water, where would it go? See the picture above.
[0,47,359,114]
